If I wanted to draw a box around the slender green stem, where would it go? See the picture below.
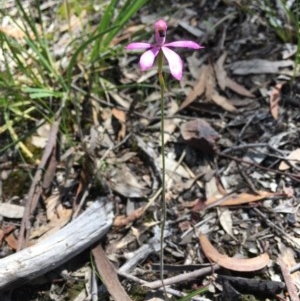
[157,51,169,300]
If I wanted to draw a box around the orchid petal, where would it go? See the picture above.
[154,19,167,46]
[126,42,153,50]
[139,48,160,70]
[161,47,183,80]
[164,41,203,49]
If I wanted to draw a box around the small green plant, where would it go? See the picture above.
[90,0,148,59]
[257,0,299,43]
[260,0,300,76]
[0,0,148,160]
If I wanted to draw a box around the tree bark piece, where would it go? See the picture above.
[92,245,133,301]
[0,200,114,291]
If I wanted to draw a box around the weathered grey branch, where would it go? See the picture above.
[0,200,114,291]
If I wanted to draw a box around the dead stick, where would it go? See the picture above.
[144,264,219,289]
[17,118,61,251]
[278,255,300,301]
[218,152,300,183]
[0,200,113,291]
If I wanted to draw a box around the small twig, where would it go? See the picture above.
[237,114,255,143]
[218,152,300,183]
[144,264,219,289]
[237,164,258,194]
[151,263,213,272]
[118,272,209,301]
[224,143,300,172]
[253,208,300,249]
[290,263,300,274]
[222,142,286,155]
[278,255,300,301]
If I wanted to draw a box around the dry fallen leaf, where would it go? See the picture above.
[278,254,299,301]
[114,206,145,227]
[279,148,300,171]
[218,208,233,237]
[0,225,15,246]
[199,233,270,272]
[231,59,294,75]
[205,64,215,99]
[269,82,285,120]
[205,174,221,199]
[92,245,133,301]
[162,118,178,145]
[30,194,72,240]
[112,107,126,140]
[31,122,51,149]
[5,233,19,250]
[0,25,27,39]
[214,53,255,98]
[156,156,190,179]
[205,191,278,207]
[225,77,255,98]
[179,64,237,112]
[214,53,228,90]
[211,92,236,112]
[107,165,151,198]
[180,118,220,154]
[278,242,300,292]
[179,65,208,111]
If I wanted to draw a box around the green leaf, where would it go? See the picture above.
[177,286,208,301]
[23,87,64,99]
[66,26,119,87]
[102,0,149,49]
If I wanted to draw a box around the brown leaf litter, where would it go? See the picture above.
[199,233,270,272]
[2,1,300,300]
[178,53,255,113]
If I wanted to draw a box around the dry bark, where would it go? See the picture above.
[0,200,114,291]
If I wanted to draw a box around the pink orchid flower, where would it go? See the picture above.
[126,19,203,80]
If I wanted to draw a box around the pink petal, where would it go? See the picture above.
[139,48,160,70]
[154,19,167,46]
[126,42,153,50]
[161,47,183,80]
[164,41,203,49]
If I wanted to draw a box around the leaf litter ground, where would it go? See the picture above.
[1,0,300,300]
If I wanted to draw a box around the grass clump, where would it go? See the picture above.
[0,0,148,161]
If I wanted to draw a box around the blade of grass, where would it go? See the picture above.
[101,0,149,50]
[0,33,42,86]
[4,113,34,160]
[177,286,209,301]
[66,26,119,87]
[91,0,120,57]
[14,0,68,91]
[23,87,64,99]
[91,0,149,59]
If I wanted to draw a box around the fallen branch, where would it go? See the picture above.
[18,118,61,250]
[144,264,219,289]
[0,200,113,291]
